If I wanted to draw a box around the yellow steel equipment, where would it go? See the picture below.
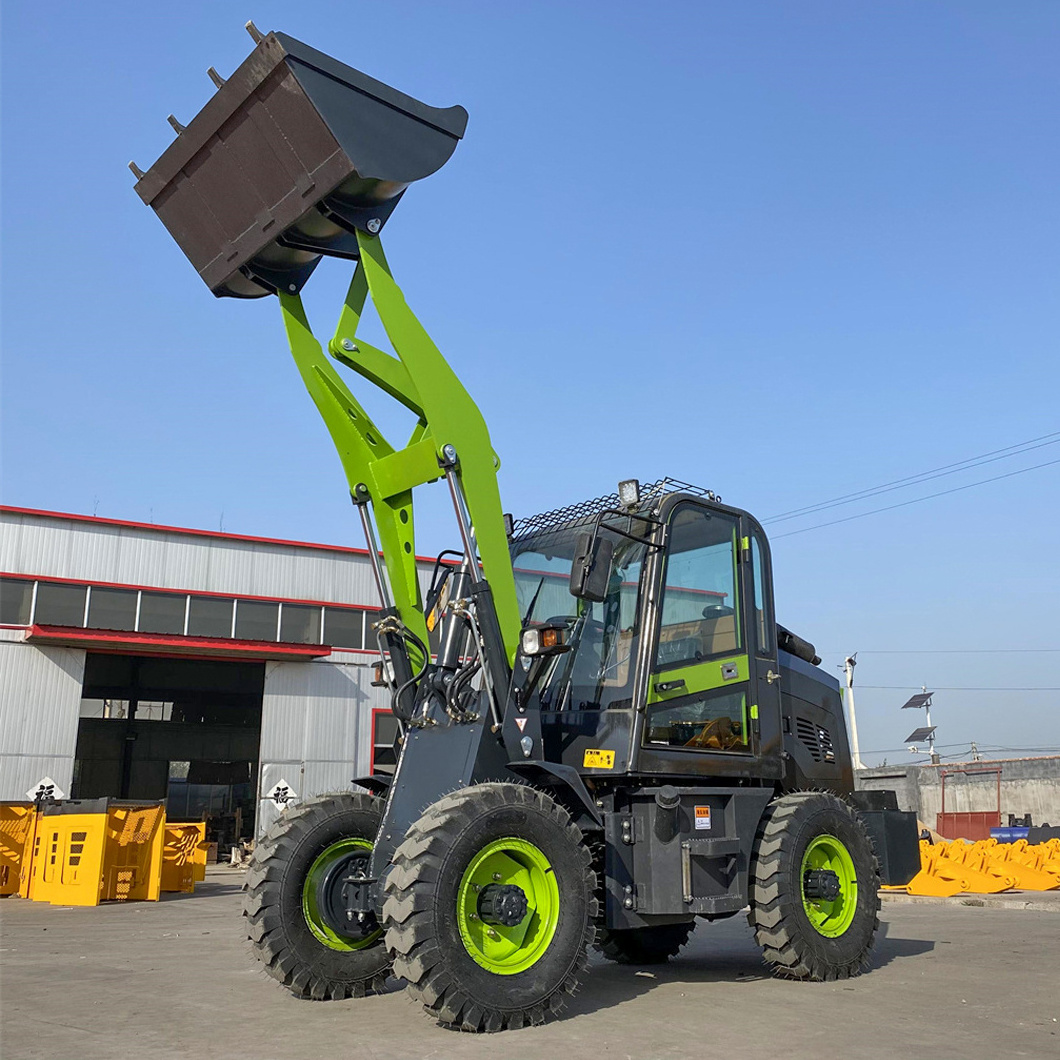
[161,822,207,893]
[28,800,165,906]
[0,803,36,897]
[885,837,1060,898]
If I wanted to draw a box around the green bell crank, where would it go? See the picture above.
[278,230,521,664]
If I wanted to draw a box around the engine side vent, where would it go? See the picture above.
[796,718,822,762]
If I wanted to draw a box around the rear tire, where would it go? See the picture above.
[243,793,391,1000]
[748,792,880,981]
[596,922,695,964]
[383,783,596,1031]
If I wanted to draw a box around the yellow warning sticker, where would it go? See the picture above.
[583,748,615,770]
[694,806,712,830]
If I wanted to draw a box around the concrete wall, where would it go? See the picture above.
[857,756,1060,828]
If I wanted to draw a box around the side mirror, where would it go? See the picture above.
[569,532,613,603]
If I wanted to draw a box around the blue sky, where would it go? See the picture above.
[2,2,1058,766]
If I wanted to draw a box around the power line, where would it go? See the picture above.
[765,430,1060,524]
[859,743,1060,757]
[858,685,1060,691]
[832,647,1060,655]
[771,457,1060,539]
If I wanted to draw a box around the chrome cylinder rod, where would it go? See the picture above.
[354,492,393,610]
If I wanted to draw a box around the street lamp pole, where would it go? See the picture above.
[843,654,865,772]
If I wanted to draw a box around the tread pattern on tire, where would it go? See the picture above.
[243,792,391,1001]
[748,791,881,982]
[596,922,695,964]
[383,782,597,1032]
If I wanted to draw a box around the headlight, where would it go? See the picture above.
[520,626,568,657]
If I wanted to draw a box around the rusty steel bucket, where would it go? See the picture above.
[133,26,467,298]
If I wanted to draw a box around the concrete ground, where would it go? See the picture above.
[2,868,1058,1060]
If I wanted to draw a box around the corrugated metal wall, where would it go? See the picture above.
[1,509,444,834]
[0,632,85,800]
[1,509,379,605]
[257,657,381,833]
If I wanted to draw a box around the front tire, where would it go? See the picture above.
[243,793,391,1000]
[748,792,880,981]
[383,783,596,1031]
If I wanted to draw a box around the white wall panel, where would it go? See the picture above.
[0,641,85,800]
[258,659,387,835]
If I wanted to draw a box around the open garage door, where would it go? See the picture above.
[73,654,264,849]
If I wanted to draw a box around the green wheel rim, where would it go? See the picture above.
[302,838,382,952]
[456,837,560,975]
[801,834,858,938]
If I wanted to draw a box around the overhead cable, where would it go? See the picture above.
[765,430,1060,524]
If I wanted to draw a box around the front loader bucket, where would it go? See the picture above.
[133,28,467,298]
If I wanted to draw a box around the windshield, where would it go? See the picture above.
[511,524,647,711]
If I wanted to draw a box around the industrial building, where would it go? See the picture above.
[0,506,415,843]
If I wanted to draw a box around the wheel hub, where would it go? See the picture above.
[316,849,379,943]
[477,883,529,927]
[803,868,841,901]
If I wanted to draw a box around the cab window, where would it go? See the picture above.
[655,506,740,670]
[751,531,772,655]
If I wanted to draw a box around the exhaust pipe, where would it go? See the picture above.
[654,785,681,843]
[132,28,467,298]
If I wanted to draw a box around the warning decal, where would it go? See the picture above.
[582,748,616,770]
[694,806,712,830]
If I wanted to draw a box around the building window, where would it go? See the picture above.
[324,607,364,649]
[80,698,130,719]
[87,587,138,631]
[139,591,187,635]
[187,596,235,638]
[371,709,400,775]
[0,577,33,625]
[234,600,278,642]
[34,581,87,626]
[280,603,322,644]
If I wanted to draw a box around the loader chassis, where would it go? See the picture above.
[134,25,919,1032]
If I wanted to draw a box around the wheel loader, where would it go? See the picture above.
[132,25,920,1031]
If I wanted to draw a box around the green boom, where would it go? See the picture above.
[279,229,522,664]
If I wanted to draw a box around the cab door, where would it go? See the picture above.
[738,517,783,780]
[634,501,782,780]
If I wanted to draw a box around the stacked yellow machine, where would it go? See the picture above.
[886,837,1060,898]
[0,799,209,906]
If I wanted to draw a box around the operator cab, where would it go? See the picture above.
[510,478,834,786]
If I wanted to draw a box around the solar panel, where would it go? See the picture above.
[901,692,933,710]
[905,725,937,743]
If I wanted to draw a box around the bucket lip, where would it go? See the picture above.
[274,31,468,141]
[134,29,467,205]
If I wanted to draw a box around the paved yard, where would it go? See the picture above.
[1,869,1057,1060]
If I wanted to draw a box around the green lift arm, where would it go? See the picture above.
[279,230,522,664]
[131,27,521,662]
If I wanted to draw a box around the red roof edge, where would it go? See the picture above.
[26,624,333,661]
